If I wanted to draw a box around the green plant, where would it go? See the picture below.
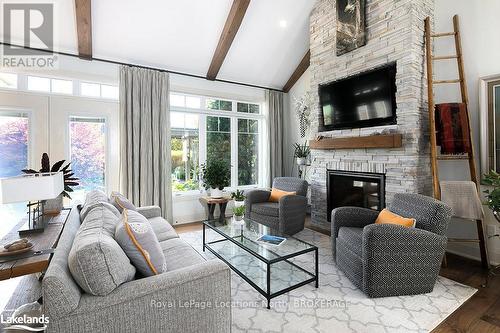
[231,189,245,201]
[233,205,245,216]
[293,141,310,158]
[483,170,500,213]
[200,159,231,190]
[22,153,80,199]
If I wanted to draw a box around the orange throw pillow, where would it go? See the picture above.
[375,209,416,228]
[269,188,296,203]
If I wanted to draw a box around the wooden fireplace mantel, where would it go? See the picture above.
[309,133,403,150]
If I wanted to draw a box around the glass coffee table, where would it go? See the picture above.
[203,218,318,309]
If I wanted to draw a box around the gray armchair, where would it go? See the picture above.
[245,177,308,235]
[331,193,453,298]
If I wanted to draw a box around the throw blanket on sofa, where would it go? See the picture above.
[435,103,471,154]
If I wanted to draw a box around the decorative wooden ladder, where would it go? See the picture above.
[424,15,489,269]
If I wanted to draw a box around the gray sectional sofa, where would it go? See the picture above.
[42,200,231,332]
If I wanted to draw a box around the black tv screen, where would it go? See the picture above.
[319,63,397,130]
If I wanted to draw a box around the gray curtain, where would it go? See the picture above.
[119,66,172,222]
[267,90,285,185]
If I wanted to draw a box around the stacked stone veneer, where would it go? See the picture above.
[309,0,434,229]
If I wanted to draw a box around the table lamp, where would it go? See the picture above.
[0,172,64,235]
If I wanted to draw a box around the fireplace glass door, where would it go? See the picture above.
[327,170,385,222]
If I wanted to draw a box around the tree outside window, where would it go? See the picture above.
[171,113,199,192]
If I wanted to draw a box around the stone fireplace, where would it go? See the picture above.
[308,0,434,229]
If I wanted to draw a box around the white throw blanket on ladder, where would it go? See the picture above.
[440,181,483,220]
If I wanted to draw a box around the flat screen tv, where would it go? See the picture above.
[319,62,397,131]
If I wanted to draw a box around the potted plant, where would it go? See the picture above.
[233,205,245,222]
[22,153,80,214]
[231,189,245,207]
[200,159,231,198]
[483,170,500,222]
[293,141,310,166]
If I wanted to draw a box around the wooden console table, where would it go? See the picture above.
[0,209,70,281]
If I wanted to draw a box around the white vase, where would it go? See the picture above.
[296,157,308,165]
[210,187,223,198]
[233,214,244,222]
[234,200,245,207]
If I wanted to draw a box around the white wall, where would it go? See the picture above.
[434,0,500,264]
[284,68,311,179]
[283,0,500,263]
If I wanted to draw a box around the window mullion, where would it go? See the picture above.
[199,114,207,167]
[230,116,238,189]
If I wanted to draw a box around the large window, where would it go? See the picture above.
[171,112,200,192]
[0,112,29,237]
[69,117,107,201]
[170,93,262,193]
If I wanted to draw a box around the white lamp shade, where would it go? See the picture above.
[0,172,64,204]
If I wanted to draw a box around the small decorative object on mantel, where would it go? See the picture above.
[293,141,311,166]
[293,92,313,138]
[200,159,231,198]
[315,135,325,142]
[231,189,245,207]
[336,0,366,56]
[22,153,79,215]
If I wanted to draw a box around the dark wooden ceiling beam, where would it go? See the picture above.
[283,50,310,93]
[75,0,92,59]
[206,0,250,80]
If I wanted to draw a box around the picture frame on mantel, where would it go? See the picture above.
[336,0,366,56]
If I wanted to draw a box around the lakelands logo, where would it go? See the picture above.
[2,3,58,69]
[0,313,49,331]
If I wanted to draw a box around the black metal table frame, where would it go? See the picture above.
[203,222,319,309]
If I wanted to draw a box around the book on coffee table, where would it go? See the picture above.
[256,234,286,246]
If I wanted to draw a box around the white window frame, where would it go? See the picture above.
[170,92,266,196]
[0,73,119,101]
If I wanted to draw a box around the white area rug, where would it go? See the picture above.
[179,228,476,333]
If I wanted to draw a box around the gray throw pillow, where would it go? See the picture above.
[80,190,110,221]
[110,191,136,213]
[69,204,136,296]
[115,209,166,276]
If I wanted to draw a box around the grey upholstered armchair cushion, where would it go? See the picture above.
[252,202,279,217]
[68,204,136,296]
[272,177,308,196]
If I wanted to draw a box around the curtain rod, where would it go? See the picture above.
[0,42,284,93]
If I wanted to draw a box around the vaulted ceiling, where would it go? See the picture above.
[1,0,316,90]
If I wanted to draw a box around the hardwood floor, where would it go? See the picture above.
[174,221,500,333]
